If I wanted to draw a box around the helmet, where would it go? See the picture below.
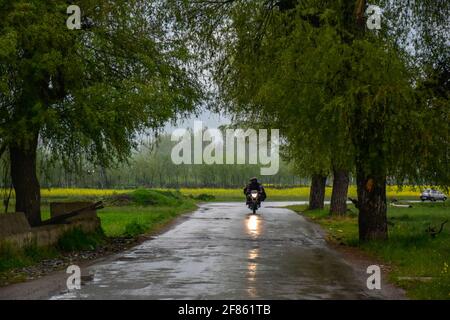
[250,177,258,182]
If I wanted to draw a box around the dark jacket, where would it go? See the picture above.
[243,181,266,200]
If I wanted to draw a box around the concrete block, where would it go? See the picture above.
[50,202,97,220]
[0,212,31,237]
[1,203,101,248]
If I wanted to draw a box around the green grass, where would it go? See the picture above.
[95,188,196,237]
[0,241,58,273]
[97,202,196,237]
[287,202,450,300]
[57,228,105,252]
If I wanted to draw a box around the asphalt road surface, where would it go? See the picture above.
[46,202,400,300]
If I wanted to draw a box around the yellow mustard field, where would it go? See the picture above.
[1,185,425,200]
[179,186,423,199]
[40,188,129,198]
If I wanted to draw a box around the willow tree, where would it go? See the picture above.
[0,0,201,225]
[228,0,445,241]
[172,0,448,240]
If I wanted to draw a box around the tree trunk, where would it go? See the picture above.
[308,174,326,210]
[9,134,41,226]
[356,167,387,241]
[330,169,349,215]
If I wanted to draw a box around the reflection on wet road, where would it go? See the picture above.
[51,202,387,299]
[246,215,260,238]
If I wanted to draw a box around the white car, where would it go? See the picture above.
[420,189,447,201]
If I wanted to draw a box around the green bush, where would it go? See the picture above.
[130,188,183,206]
[0,241,57,272]
[0,242,20,271]
[123,221,147,237]
[57,228,104,252]
[23,242,45,261]
[194,193,216,201]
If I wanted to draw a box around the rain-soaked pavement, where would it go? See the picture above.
[51,202,392,300]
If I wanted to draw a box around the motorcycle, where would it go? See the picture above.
[248,190,261,214]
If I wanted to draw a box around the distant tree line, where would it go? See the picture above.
[1,133,312,189]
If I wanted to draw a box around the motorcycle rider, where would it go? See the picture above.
[243,177,266,204]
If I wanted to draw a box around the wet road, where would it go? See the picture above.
[51,202,390,299]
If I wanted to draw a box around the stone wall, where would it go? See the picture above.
[0,212,30,237]
[0,203,101,249]
[50,202,97,219]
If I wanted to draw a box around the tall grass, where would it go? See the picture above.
[57,228,105,252]
[0,241,58,273]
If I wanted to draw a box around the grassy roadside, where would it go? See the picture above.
[287,202,450,299]
[0,189,197,285]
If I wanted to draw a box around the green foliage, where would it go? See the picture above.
[123,220,147,238]
[0,0,202,173]
[130,188,184,206]
[224,0,419,177]
[0,241,57,272]
[0,242,24,272]
[377,0,449,67]
[173,0,449,186]
[97,199,196,237]
[192,193,216,201]
[57,227,104,252]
